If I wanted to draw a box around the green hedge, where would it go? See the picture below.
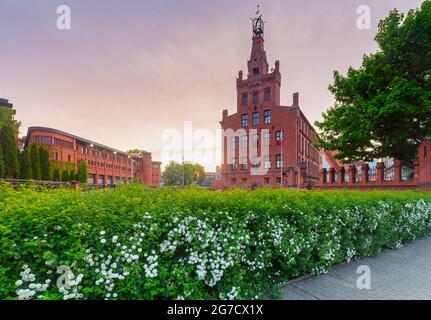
[1,183,431,300]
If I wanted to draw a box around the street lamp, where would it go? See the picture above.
[128,155,134,184]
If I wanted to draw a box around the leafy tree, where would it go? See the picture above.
[315,1,431,163]
[19,149,32,180]
[39,146,51,181]
[30,143,41,180]
[77,161,88,184]
[0,143,4,178]
[162,161,205,187]
[61,170,70,182]
[53,169,60,182]
[0,126,19,178]
[0,106,20,134]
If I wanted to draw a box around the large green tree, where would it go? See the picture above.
[162,161,205,187]
[19,149,32,180]
[315,1,431,163]
[29,143,41,180]
[39,146,51,181]
[0,126,19,178]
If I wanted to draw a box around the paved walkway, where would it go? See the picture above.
[282,236,431,300]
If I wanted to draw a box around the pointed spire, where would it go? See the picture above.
[248,5,268,77]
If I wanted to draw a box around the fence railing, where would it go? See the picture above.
[320,161,416,189]
[0,178,71,188]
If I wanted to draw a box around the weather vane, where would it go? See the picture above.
[252,4,265,38]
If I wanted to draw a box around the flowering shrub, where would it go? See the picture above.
[1,183,431,300]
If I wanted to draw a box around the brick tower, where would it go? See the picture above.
[220,8,320,190]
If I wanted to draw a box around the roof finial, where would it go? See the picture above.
[252,4,265,38]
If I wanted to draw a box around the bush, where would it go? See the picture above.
[1,185,431,300]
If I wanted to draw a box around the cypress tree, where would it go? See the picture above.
[39,146,51,181]
[19,149,32,180]
[77,161,88,184]
[0,126,19,178]
[61,170,69,182]
[53,169,60,182]
[30,143,41,180]
[0,143,4,178]
[70,169,76,181]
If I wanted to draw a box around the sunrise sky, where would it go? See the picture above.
[0,0,424,171]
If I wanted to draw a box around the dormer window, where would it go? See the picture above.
[253,67,259,75]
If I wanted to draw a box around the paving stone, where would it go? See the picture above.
[282,236,431,300]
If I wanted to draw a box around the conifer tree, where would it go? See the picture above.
[39,146,51,181]
[53,169,60,182]
[0,126,19,178]
[61,170,70,182]
[77,161,88,184]
[30,143,41,180]
[19,149,32,180]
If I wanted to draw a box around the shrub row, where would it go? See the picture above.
[1,183,431,300]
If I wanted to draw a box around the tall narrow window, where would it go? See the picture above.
[263,132,271,145]
[253,67,259,75]
[276,154,283,169]
[276,131,284,143]
[264,110,271,124]
[241,135,248,149]
[264,156,271,169]
[253,91,259,105]
[253,112,259,126]
[264,88,271,101]
[241,157,248,170]
[252,134,259,147]
[231,137,238,149]
[242,93,248,106]
[242,114,248,127]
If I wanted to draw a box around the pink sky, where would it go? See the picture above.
[0,0,424,171]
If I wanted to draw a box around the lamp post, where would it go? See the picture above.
[128,155,134,184]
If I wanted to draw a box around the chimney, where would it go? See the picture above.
[293,92,299,107]
[238,70,243,81]
[275,60,280,72]
[223,109,228,119]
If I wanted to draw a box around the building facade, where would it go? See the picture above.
[219,12,319,190]
[25,127,161,187]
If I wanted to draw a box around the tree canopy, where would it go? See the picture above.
[0,107,20,134]
[162,161,205,187]
[315,1,431,163]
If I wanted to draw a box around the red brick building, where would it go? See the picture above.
[219,12,319,190]
[319,140,431,191]
[25,127,161,187]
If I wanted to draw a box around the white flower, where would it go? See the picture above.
[100,239,107,244]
